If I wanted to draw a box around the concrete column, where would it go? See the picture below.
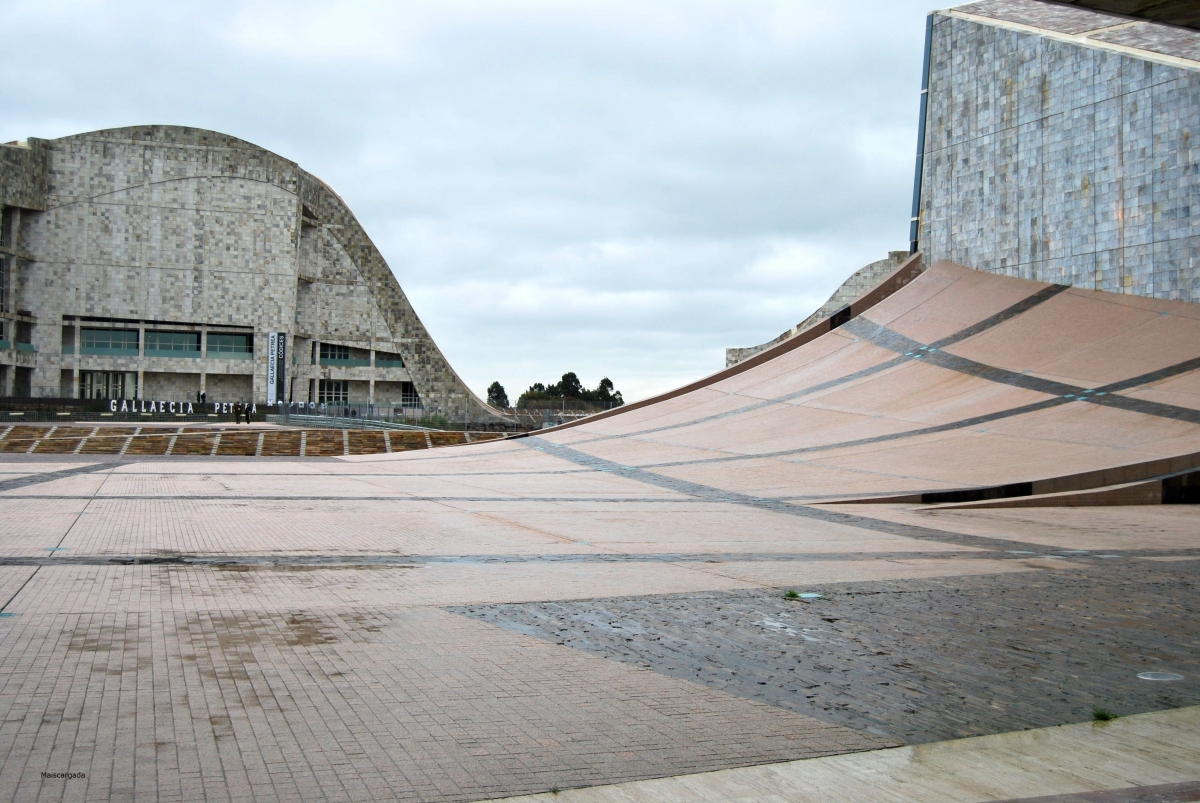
[9,210,20,315]
[368,347,375,405]
[199,324,207,395]
[137,322,145,399]
[71,321,80,398]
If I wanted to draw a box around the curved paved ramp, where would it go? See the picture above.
[538,261,1200,498]
[1,262,1198,803]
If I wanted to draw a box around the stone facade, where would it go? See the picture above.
[726,252,909,367]
[916,0,1200,301]
[0,126,501,421]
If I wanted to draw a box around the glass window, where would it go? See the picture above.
[318,380,348,403]
[207,333,252,353]
[375,350,404,368]
[81,328,139,353]
[81,371,138,400]
[320,343,350,361]
[398,381,421,407]
[146,331,200,353]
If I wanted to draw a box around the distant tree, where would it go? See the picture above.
[517,373,624,408]
[486,381,509,409]
[558,372,583,399]
[590,377,624,406]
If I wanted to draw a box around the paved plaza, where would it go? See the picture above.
[1,263,1199,802]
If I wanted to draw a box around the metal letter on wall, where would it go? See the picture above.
[267,332,278,405]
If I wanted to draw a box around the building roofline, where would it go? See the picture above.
[938,5,1200,72]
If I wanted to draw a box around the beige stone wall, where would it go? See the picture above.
[205,373,253,401]
[142,371,200,400]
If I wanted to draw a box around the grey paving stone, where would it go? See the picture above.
[457,559,1200,744]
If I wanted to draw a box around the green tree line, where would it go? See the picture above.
[486,373,624,410]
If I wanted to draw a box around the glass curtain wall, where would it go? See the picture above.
[81,371,138,399]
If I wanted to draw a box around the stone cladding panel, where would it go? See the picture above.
[920,10,1200,302]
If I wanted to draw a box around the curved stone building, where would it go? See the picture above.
[0,125,500,421]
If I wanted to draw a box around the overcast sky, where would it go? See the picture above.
[2,0,940,402]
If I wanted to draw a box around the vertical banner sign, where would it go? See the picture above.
[266,332,278,405]
[275,334,287,405]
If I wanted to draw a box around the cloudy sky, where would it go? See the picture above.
[2,0,939,402]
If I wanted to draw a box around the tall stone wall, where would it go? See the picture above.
[917,6,1200,301]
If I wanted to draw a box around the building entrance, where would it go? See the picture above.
[81,371,138,400]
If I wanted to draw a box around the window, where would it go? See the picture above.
[81,371,137,400]
[375,350,404,368]
[0,255,8,314]
[146,331,200,356]
[318,379,348,403]
[207,333,252,356]
[15,321,33,351]
[320,343,350,361]
[398,381,421,408]
[81,328,139,355]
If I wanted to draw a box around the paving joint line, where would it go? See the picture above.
[525,437,1067,553]
[571,284,1072,446]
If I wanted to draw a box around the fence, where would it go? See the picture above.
[0,397,618,432]
[272,402,527,432]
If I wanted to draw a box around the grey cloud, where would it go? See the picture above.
[1,0,939,401]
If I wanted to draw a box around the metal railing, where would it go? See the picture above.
[266,413,434,432]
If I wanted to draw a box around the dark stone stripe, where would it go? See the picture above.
[0,495,707,503]
[0,462,116,493]
[988,781,1200,803]
[7,548,1188,568]
[640,330,1200,467]
[0,550,1007,567]
[574,284,1073,445]
[845,317,1200,424]
[525,438,1052,551]
[929,283,1070,347]
[648,397,1071,467]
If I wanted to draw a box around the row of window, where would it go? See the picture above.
[75,329,252,356]
[316,380,421,406]
[313,342,404,367]
[77,373,423,407]
[69,329,406,368]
